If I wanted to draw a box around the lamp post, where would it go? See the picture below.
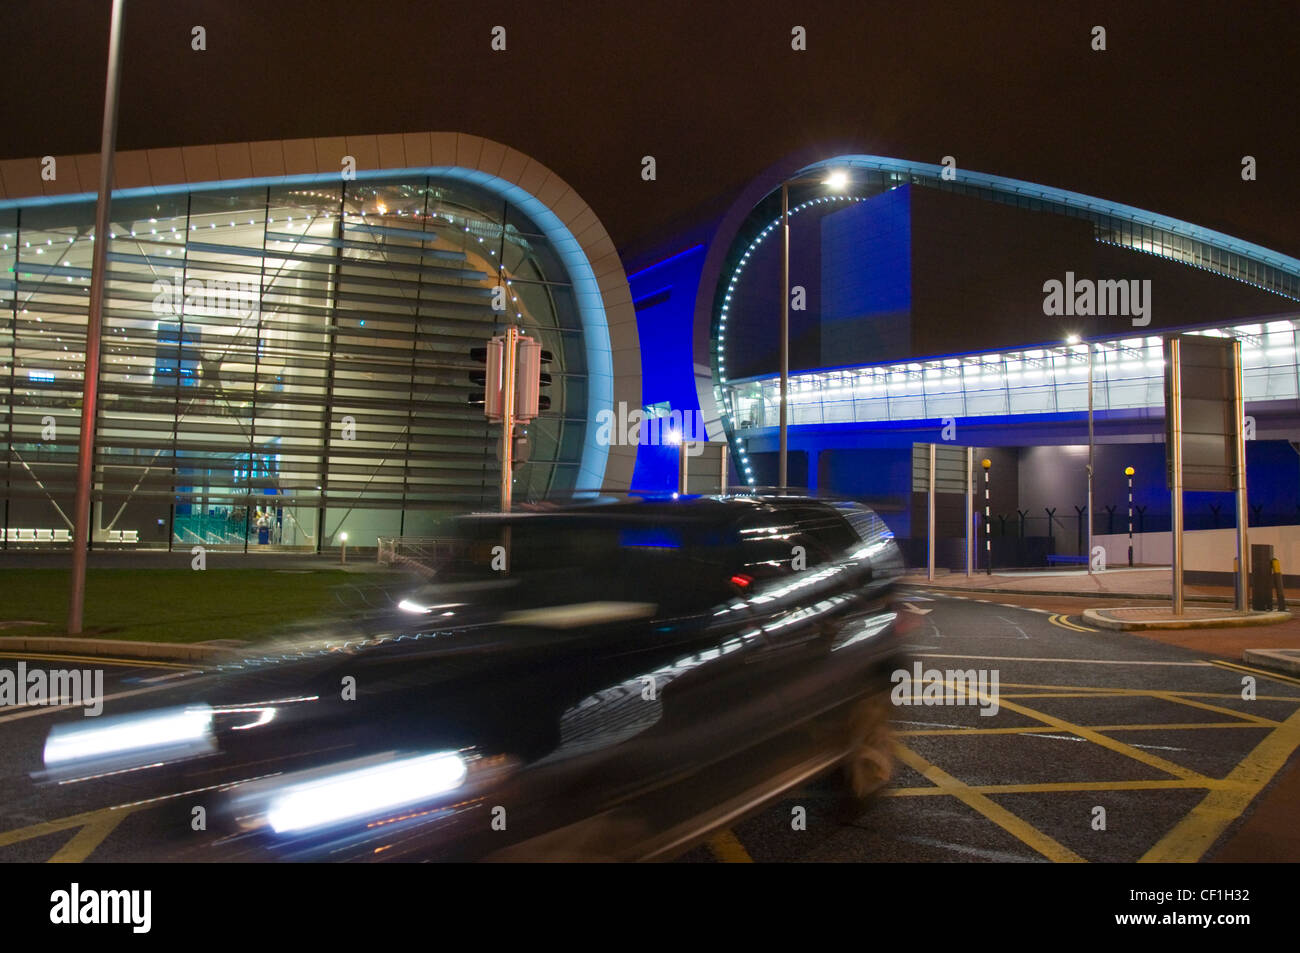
[1125,466,1135,567]
[777,168,850,491]
[68,0,127,635]
[1068,334,1095,573]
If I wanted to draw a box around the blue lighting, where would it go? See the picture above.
[619,526,682,549]
[625,243,706,281]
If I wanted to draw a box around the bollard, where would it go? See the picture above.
[1273,557,1287,612]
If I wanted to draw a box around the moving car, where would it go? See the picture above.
[36,495,906,861]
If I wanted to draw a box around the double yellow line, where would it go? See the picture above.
[0,650,194,670]
[1049,614,1097,633]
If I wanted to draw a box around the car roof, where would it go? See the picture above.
[458,495,838,529]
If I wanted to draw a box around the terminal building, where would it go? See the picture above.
[3,138,1299,565]
[623,152,1300,569]
[0,133,638,551]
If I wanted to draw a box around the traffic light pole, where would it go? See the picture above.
[500,325,518,513]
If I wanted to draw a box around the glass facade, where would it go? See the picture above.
[722,319,1300,430]
[1,175,587,550]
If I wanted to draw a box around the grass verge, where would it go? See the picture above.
[0,568,403,644]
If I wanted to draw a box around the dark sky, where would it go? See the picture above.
[4,0,1298,258]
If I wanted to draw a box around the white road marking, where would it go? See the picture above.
[0,682,194,724]
[992,616,1031,640]
[895,834,1036,863]
[137,670,199,684]
[1020,732,1085,742]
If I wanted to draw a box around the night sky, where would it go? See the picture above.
[3,0,1297,258]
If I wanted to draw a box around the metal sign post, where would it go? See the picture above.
[1168,339,1185,614]
[778,182,789,491]
[965,446,975,576]
[927,442,936,581]
[1231,339,1249,611]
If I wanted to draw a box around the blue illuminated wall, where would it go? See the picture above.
[627,243,707,491]
[820,187,913,366]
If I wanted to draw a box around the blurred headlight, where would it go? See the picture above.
[265,751,469,834]
[43,704,215,779]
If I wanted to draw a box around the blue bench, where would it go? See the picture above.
[1046,554,1088,565]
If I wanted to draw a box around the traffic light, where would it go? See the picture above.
[538,346,553,413]
[514,337,553,422]
[468,336,505,421]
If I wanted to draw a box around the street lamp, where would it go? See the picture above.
[777,168,851,491]
[68,0,127,635]
[339,531,348,565]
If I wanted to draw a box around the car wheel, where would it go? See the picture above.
[840,693,893,809]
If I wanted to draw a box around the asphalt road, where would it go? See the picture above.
[2,591,1298,863]
[679,589,1300,863]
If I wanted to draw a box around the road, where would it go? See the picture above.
[679,589,1300,863]
[1,590,1298,863]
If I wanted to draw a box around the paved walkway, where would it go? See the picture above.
[901,567,1232,601]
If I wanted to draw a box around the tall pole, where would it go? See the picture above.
[965,445,974,576]
[1086,342,1095,572]
[982,458,992,575]
[1170,338,1185,615]
[68,0,127,636]
[778,181,789,492]
[1231,339,1249,611]
[1126,466,1134,567]
[926,443,936,581]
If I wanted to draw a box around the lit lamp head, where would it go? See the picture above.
[1124,466,1135,477]
[981,458,992,471]
[339,532,348,543]
[822,169,850,191]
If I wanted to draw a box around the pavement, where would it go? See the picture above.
[903,566,1230,601]
[906,565,1291,621]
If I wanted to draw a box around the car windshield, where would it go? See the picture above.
[433,512,743,613]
